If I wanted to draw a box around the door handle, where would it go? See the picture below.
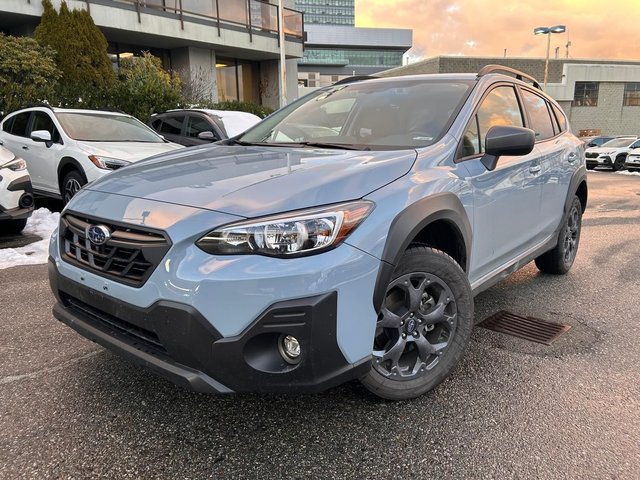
[22,145,29,151]
[567,152,578,163]
[529,165,541,174]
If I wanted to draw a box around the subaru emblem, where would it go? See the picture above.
[87,225,111,245]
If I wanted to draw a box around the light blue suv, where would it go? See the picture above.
[48,66,587,400]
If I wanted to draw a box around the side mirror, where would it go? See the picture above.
[197,131,216,141]
[481,125,535,171]
[31,130,53,147]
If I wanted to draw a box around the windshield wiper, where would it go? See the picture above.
[296,141,370,151]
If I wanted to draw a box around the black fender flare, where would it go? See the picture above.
[57,157,87,187]
[565,166,587,214]
[372,192,472,312]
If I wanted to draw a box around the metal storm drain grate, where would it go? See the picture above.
[479,311,571,345]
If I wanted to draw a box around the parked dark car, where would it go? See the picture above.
[148,109,262,147]
[580,135,614,148]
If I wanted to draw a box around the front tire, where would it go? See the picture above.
[535,196,582,274]
[61,170,86,205]
[613,156,626,171]
[360,246,473,400]
[1,218,28,234]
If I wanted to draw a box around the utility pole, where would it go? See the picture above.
[278,0,287,108]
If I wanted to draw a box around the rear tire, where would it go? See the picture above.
[360,246,473,400]
[1,218,28,234]
[61,170,86,205]
[612,156,626,171]
[535,196,582,275]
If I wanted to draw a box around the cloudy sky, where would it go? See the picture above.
[355,0,640,61]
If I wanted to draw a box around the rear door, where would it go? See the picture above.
[519,88,571,239]
[457,84,543,283]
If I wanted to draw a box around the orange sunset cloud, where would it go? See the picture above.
[355,0,640,61]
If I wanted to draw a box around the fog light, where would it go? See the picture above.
[279,335,301,364]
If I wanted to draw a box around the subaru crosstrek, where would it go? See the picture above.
[49,66,587,400]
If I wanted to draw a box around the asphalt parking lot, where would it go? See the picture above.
[1,171,639,479]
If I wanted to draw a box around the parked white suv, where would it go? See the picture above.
[0,106,184,204]
[584,136,640,171]
[0,145,34,233]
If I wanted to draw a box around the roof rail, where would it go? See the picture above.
[20,102,55,111]
[333,75,378,86]
[477,65,542,90]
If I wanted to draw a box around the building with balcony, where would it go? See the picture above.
[294,0,412,93]
[381,56,640,137]
[0,0,305,108]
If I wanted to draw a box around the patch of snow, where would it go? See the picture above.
[616,170,640,176]
[0,208,60,269]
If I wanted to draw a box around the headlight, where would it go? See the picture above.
[197,201,374,257]
[89,155,131,170]
[1,157,27,171]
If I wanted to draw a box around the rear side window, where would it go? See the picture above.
[551,103,567,132]
[521,90,555,141]
[159,115,184,135]
[31,111,61,143]
[458,86,523,159]
[150,118,162,130]
[2,116,15,133]
[8,112,31,137]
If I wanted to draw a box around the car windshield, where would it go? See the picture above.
[56,113,164,142]
[238,79,473,150]
[601,137,637,148]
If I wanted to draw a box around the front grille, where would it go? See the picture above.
[60,213,171,287]
[585,152,599,158]
[62,293,167,354]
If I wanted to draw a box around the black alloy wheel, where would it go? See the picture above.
[361,246,473,400]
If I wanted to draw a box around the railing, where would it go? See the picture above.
[102,0,304,39]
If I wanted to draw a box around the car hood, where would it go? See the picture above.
[86,145,417,217]
[76,141,184,162]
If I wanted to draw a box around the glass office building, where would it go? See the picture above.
[295,0,355,25]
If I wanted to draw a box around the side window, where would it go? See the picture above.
[159,115,184,135]
[458,86,523,159]
[31,111,61,143]
[150,118,163,131]
[521,90,555,141]
[630,140,640,149]
[186,115,217,139]
[2,116,15,133]
[551,103,567,132]
[9,112,31,137]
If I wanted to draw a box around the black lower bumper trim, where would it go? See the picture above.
[0,205,33,221]
[49,260,371,394]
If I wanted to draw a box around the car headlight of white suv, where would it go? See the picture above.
[89,155,131,170]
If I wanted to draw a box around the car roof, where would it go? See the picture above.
[6,106,129,117]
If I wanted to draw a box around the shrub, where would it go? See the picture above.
[112,52,183,121]
[0,33,61,116]
[34,0,115,107]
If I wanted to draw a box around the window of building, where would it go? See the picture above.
[623,82,640,106]
[573,81,599,107]
[216,58,260,103]
[521,90,556,141]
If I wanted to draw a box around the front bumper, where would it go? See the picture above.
[49,260,371,394]
[585,156,611,167]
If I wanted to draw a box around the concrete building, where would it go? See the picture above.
[295,0,412,92]
[0,0,305,109]
[381,56,640,137]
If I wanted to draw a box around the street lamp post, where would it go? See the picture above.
[533,25,566,89]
